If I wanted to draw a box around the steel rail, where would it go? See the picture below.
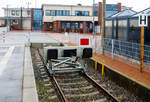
[37,49,68,102]
[51,75,68,102]
[82,72,120,102]
[37,49,119,102]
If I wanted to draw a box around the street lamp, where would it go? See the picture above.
[6,5,9,31]
[93,0,95,35]
[102,0,106,54]
[93,0,97,54]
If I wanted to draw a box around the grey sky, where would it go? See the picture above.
[0,0,150,16]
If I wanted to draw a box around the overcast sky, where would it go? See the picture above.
[0,0,150,16]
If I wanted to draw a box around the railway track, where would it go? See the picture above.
[36,48,119,102]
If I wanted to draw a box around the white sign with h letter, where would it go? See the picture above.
[139,14,148,27]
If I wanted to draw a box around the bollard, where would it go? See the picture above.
[102,60,104,76]
[95,56,97,71]
[2,31,5,43]
[80,96,82,102]
[112,39,114,60]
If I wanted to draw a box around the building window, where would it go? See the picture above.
[45,10,50,16]
[107,11,118,17]
[75,11,82,16]
[50,10,55,16]
[75,11,89,16]
[16,10,20,16]
[94,10,98,16]
[65,10,70,16]
[82,11,89,16]
[66,23,70,29]
[45,10,70,16]
[94,5,98,16]
[56,10,62,16]
[11,10,15,16]
[62,10,66,16]
[27,10,30,16]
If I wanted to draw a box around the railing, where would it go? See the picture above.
[50,33,150,65]
[104,38,150,64]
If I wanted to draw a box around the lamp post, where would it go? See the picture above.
[93,0,97,54]
[102,0,106,54]
[6,5,9,32]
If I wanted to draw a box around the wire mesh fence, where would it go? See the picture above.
[104,38,150,64]
[50,32,150,70]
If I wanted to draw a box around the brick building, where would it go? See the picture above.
[1,2,122,33]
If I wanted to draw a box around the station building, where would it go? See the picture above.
[42,3,122,33]
[1,3,123,33]
[2,8,31,30]
[42,4,97,33]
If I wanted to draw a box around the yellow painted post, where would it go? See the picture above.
[80,96,82,102]
[140,26,144,72]
[95,56,97,71]
[102,60,104,76]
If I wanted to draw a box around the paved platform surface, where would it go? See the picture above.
[23,47,38,102]
[0,31,62,102]
[0,45,24,102]
[92,53,150,90]
[47,32,150,90]
[0,31,60,44]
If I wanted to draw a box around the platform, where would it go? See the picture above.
[0,31,61,102]
[92,53,150,89]
[23,47,38,102]
[0,45,24,102]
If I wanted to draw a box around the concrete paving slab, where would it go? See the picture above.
[23,47,38,102]
[0,46,24,102]
[24,75,35,88]
[23,88,38,102]
[0,31,63,102]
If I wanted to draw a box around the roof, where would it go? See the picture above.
[132,7,150,17]
[42,4,92,8]
[2,8,31,10]
[0,17,31,20]
[108,9,136,18]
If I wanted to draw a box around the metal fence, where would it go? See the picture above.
[51,33,150,65]
[104,38,150,64]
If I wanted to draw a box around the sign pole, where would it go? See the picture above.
[140,26,144,72]
[139,13,148,73]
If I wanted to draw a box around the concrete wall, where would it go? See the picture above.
[42,5,98,22]
[23,19,31,30]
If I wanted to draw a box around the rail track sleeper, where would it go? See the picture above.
[82,72,120,102]
[37,49,68,102]
[51,75,68,102]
